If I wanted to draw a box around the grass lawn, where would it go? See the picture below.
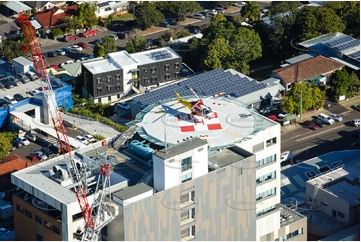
[111,13,134,21]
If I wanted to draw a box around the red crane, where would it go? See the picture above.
[16,13,95,235]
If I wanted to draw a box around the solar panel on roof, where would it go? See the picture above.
[348,51,360,59]
[326,35,353,48]
[98,1,109,7]
[334,39,360,52]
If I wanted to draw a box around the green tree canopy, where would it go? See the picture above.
[0,133,12,159]
[0,40,26,62]
[294,6,345,41]
[134,2,164,30]
[93,43,105,57]
[154,1,202,20]
[102,36,117,54]
[331,69,360,100]
[77,2,98,28]
[125,29,147,53]
[269,1,301,16]
[240,1,261,23]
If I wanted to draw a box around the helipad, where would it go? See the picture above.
[137,97,266,150]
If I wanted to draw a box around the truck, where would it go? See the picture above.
[80,29,97,37]
[65,34,78,42]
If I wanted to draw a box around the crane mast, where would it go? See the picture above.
[16,13,101,239]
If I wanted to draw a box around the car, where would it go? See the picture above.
[14,93,24,101]
[302,120,319,130]
[33,150,47,161]
[233,2,245,7]
[76,135,90,145]
[25,133,37,142]
[278,113,288,119]
[28,153,39,162]
[69,45,83,52]
[27,89,41,96]
[26,71,38,81]
[84,134,97,143]
[267,115,277,121]
[109,33,119,40]
[318,113,335,125]
[17,73,30,83]
[1,79,14,89]
[312,118,325,127]
[61,46,72,53]
[77,42,87,49]
[0,98,10,108]
[0,81,5,89]
[352,118,360,127]
[80,29,97,37]
[50,64,59,70]
[48,144,60,154]
[329,113,343,122]
[12,138,23,148]
[280,151,294,164]
[54,49,66,56]
[60,60,75,67]
[351,105,360,111]
[46,51,57,57]
[19,136,30,146]
[65,34,78,42]
[10,76,21,86]
[41,147,54,158]
[208,9,218,16]
[159,21,170,27]
[94,38,103,44]
[4,95,17,104]
[76,57,90,62]
[191,13,205,19]
[116,101,131,111]
[215,7,225,13]
[117,31,129,39]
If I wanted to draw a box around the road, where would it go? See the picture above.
[281,110,360,164]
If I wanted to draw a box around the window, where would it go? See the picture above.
[44,220,52,230]
[256,154,276,167]
[337,211,345,218]
[107,86,111,92]
[256,171,276,184]
[16,204,24,214]
[150,76,157,83]
[181,173,192,183]
[150,67,157,73]
[321,201,328,207]
[189,190,195,202]
[107,76,111,82]
[266,137,277,146]
[25,209,32,219]
[143,68,148,73]
[181,157,192,172]
[175,72,180,78]
[108,96,111,101]
[97,87,102,94]
[72,212,83,221]
[52,226,60,235]
[175,62,180,68]
[116,74,121,80]
[97,78,101,84]
[256,205,275,217]
[116,84,121,90]
[256,187,276,201]
[165,64,170,71]
[35,215,42,224]
[144,77,149,83]
[165,74,170,80]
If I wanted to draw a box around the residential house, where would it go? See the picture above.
[23,1,54,12]
[34,4,78,29]
[0,21,20,40]
[3,1,31,18]
[95,1,129,18]
[272,55,344,90]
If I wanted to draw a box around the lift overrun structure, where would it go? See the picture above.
[17,13,115,241]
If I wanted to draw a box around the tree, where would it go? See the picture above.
[155,1,202,21]
[93,43,105,57]
[125,29,147,53]
[294,6,345,41]
[331,69,360,100]
[52,28,63,37]
[77,2,98,28]
[134,2,164,30]
[269,1,301,16]
[0,40,25,62]
[0,133,12,159]
[240,1,261,23]
[102,36,117,54]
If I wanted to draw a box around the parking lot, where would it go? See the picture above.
[0,77,47,101]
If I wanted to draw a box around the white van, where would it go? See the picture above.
[26,71,38,81]
[4,95,17,104]
[318,113,335,125]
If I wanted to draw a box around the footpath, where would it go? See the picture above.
[281,96,360,134]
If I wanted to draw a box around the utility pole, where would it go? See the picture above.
[300,90,302,123]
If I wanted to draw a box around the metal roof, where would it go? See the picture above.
[12,56,33,66]
[113,182,153,201]
[82,59,120,74]
[4,1,31,13]
[155,137,207,160]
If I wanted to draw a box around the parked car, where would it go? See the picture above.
[28,153,39,162]
[312,118,325,127]
[318,113,335,125]
[48,144,60,154]
[267,115,277,121]
[76,135,90,145]
[76,57,90,62]
[109,33,119,40]
[302,120,319,130]
[215,7,225,13]
[2,79,14,89]
[54,49,66,56]
[280,151,294,164]
[46,51,57,57]
[10,76,21,86]
[41,147,54,158]
[14,93,24,101]
[352,118,360,127]
[69,45,83,52]
[208,9,218,16]
[77,42,87,49]
[190,13,205,19]
[17,73,30,83]
[117,31,129,39]
[19,136,30,146]
[50,64,59,70]
[60,60,75,67]
[25,133,37,142]
[4,95,17,104]
[79,29,97,37]
[61,46,72,53]
[0,98,9,108]
[65,34,78,42]
[84,134,97,143]
[329,113,343,122]
[12,138,23,148]
[26,71,38,81]
[116,101,131,111]
[33,150,47,161]
[159,21,170,27]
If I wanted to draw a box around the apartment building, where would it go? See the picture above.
[81,47,182,104]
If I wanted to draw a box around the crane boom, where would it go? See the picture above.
[16,13,95,235]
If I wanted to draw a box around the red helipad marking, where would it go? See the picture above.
[207,123,222,130]
[212,112,218,118]
[181,126,195,132]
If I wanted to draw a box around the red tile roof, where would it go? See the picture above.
[35,4,78,28]
[273,55,345,85]
[0,155,33,176]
